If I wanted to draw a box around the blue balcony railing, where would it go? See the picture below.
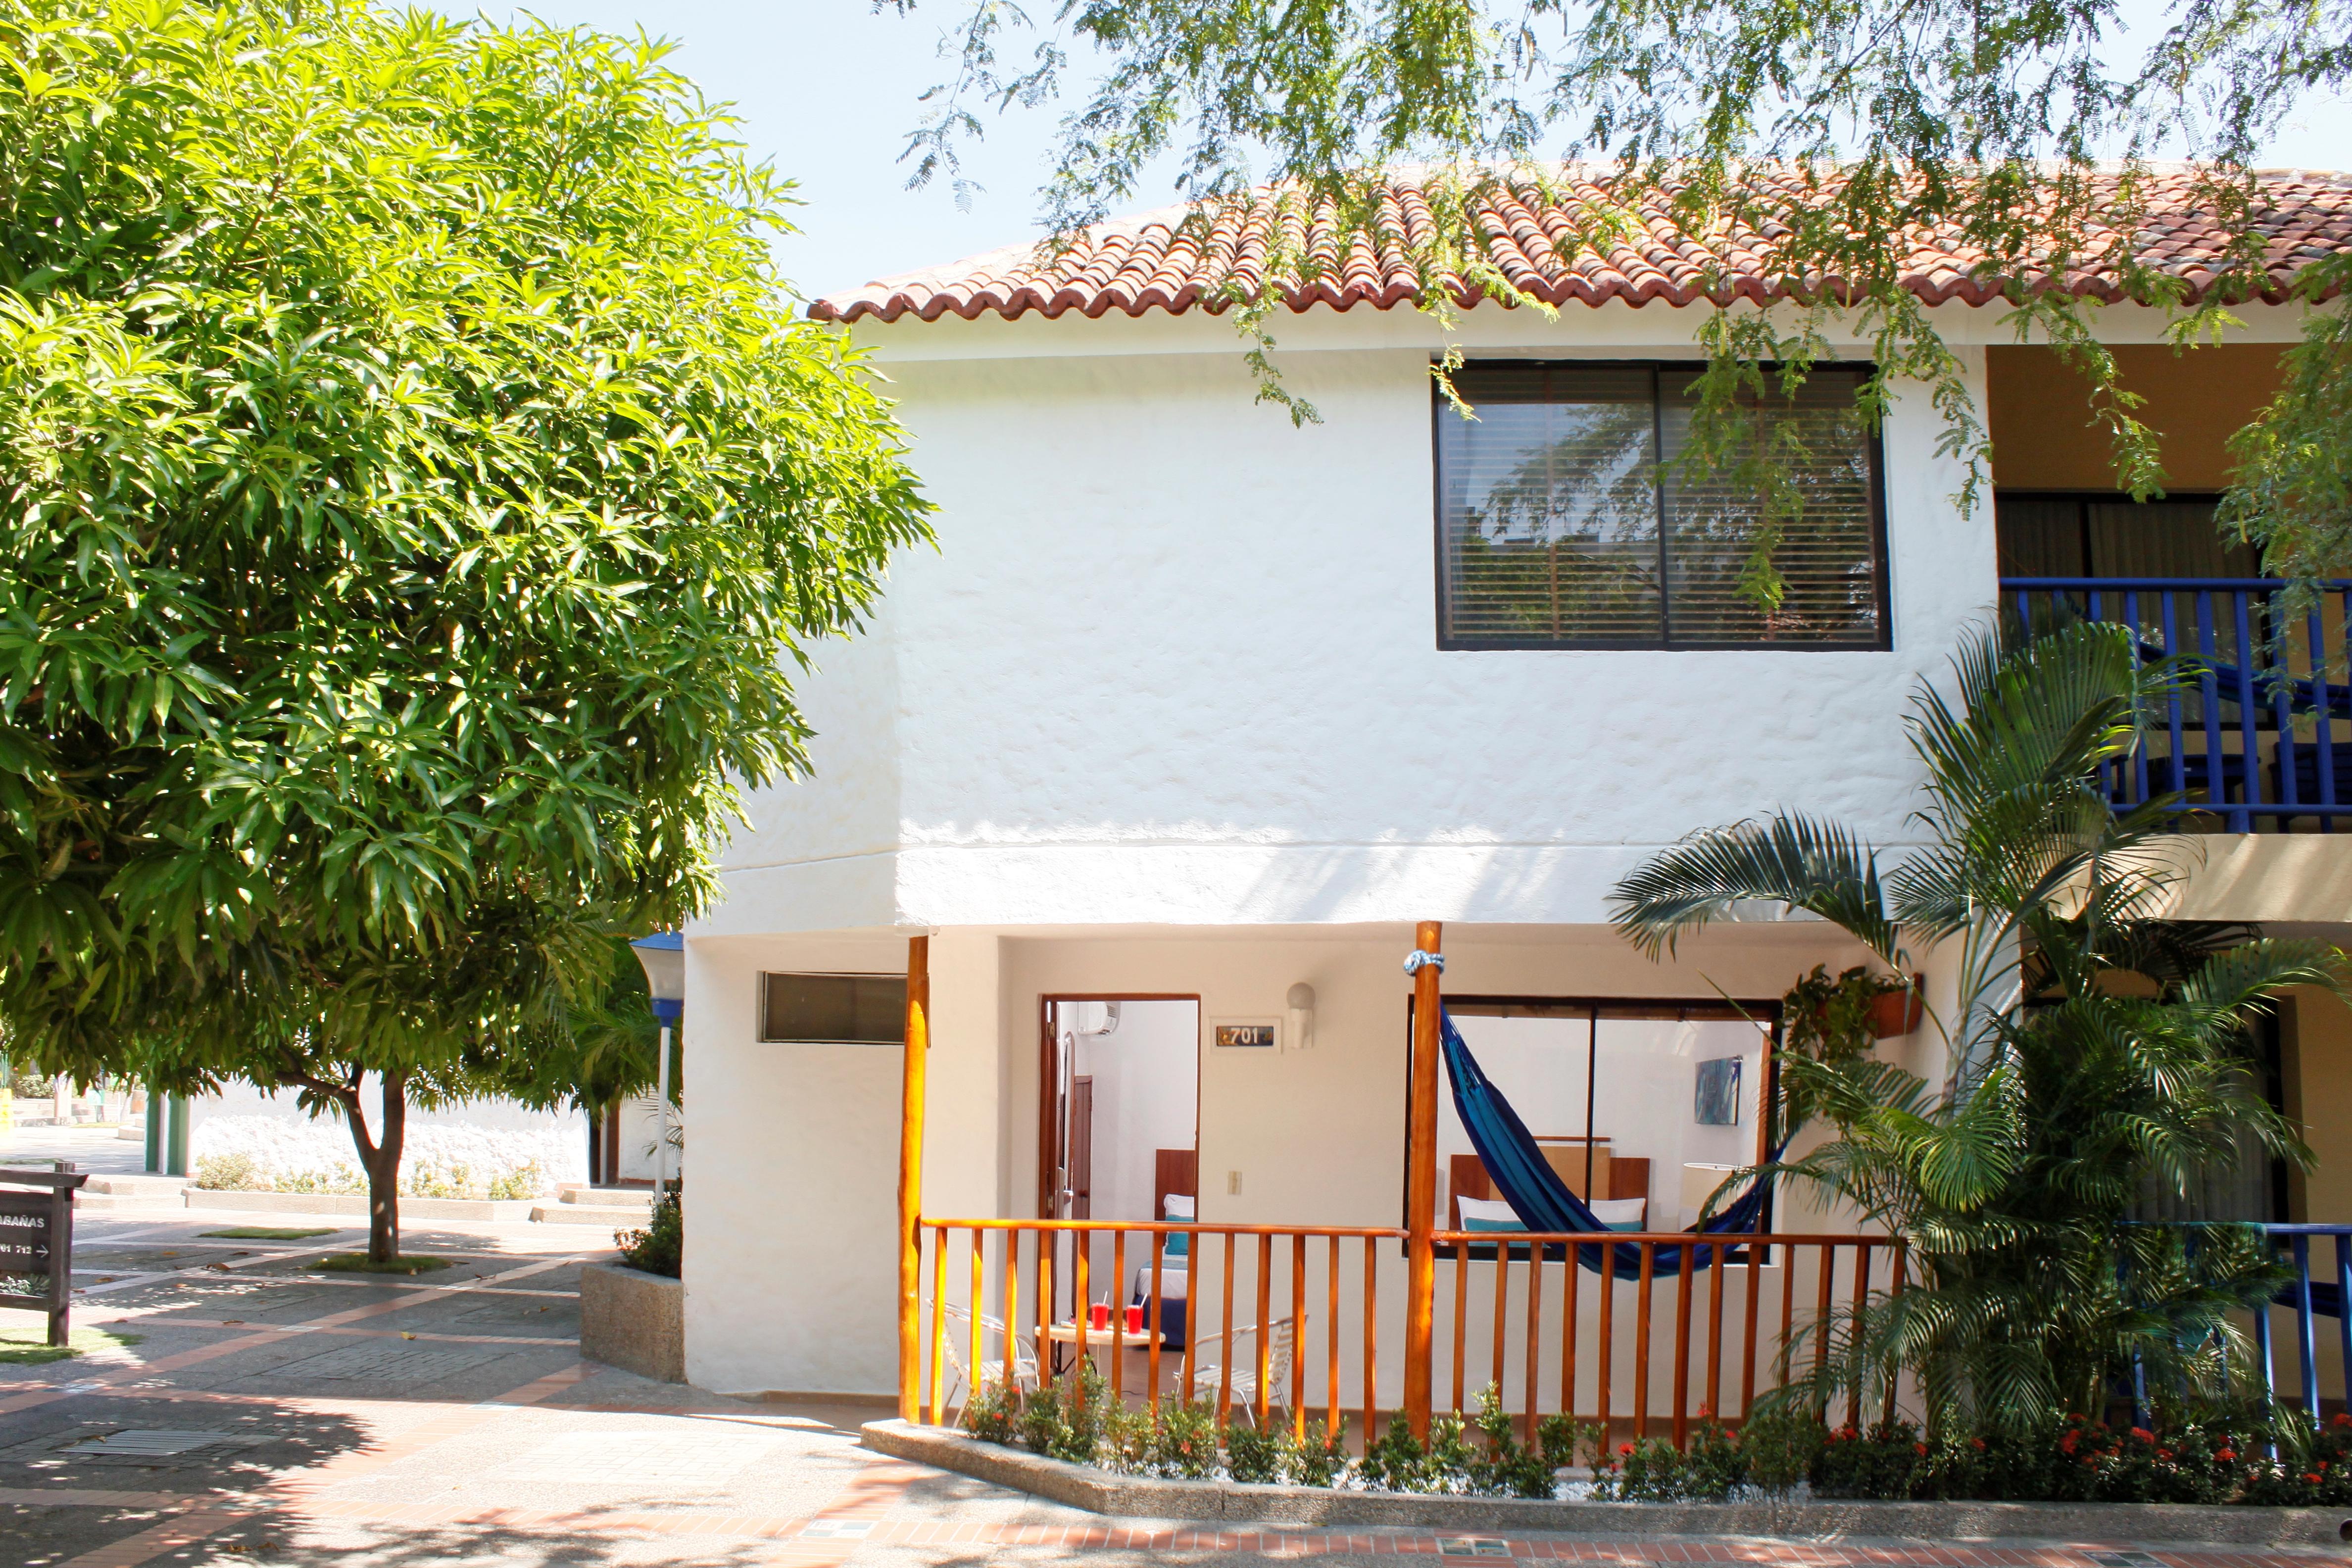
[2003,578,2352,832]
[2254,1225,2352,1425]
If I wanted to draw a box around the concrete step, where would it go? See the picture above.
[554,1183,653,1209]
[530,1202,651,1226]
[82,1173,188,1197]
[71,1174,189,1210]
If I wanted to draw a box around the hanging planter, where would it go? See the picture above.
[1867,983,1925,1039]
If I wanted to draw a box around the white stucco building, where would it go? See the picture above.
[678,171,2352,1424]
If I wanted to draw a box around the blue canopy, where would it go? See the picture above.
[1441,1009,1774,1279]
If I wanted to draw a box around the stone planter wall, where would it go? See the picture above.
[580,1260,685,1383]
[859,1420,2352,1546]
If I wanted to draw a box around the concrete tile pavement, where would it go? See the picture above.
[8,1207,2351,1568]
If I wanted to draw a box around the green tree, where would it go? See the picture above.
[1610,620,2342,1428]
[897,0,2350,572]
[0,0,927,1258]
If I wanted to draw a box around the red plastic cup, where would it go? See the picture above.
[1089,1301,1111,1329]
[1124,1304,1144,1334]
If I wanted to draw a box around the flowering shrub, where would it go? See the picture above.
[956,1381,2351,1508]
[1810,1421,1926,1499]
[2242,1413,2352,1506]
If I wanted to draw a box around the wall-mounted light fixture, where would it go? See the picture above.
[1286,982,1317,1051]
[631,932,685,1194]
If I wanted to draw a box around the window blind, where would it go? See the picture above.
[1435,364,1888,649]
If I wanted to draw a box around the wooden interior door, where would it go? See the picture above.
[1069,1077,1093,1220]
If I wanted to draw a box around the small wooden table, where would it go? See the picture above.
[1040,1318,1179,1389]
[1042,1318,1157,1352]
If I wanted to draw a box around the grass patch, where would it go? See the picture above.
[315,1253,452,1275]
[199,1226,338,1241]
[0,1326,146,1365]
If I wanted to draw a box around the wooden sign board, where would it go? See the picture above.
[0,1165,89,1347]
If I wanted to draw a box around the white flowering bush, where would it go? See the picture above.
[190,1115,581,1198]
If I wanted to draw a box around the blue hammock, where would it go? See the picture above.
[1442,1010,1774,1280]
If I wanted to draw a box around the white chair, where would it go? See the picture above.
[1187,1316,1296,1427]
[941,1304,1039,1423]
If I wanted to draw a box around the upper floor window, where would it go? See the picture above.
[1433,362,1889,650]
[1993,491,2256,579]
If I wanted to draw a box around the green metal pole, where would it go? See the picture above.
[166,1096,189,1177]
[145,1092,162,1173]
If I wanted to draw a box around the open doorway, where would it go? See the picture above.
[1038,996,1201,1226]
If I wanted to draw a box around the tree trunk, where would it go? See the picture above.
[367,1071,407,1264]
[337,1069,409,1265]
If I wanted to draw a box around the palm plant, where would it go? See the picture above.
[1611,620,2343,1433]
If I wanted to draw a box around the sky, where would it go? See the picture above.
[505,1,2352,308]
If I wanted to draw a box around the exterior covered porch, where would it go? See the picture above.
[687,919,1899,1421]
[683,911,2352,1438]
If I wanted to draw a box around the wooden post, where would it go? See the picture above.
[897,935,931,1422]
[47,1162,73,1347]
[1404,919,1443,1437]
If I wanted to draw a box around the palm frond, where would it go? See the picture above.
[1609,813,1899,962]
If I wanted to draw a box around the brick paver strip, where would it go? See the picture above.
[71,1314,574,1346]
[55,1506,250,1568]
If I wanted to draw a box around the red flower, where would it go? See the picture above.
[2216,1449,2237,1463]
[2334,1413,2352,1429]
[2306,1473,2325,1485]
[2130,1428,2154,1442]
[1619,1443,1634,1457]
[1971,1438,1987,1451]
[2060,1432,2079,1455]
[2156,1449,2173,1461]
[1914,1443,1928,1456]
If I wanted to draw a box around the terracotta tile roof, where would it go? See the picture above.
[809,165,2352,324]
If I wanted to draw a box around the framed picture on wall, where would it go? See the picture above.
[1694,1056,1743,1125]
[1210,1017,1281,1050]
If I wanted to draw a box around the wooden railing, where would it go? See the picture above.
[919,1220,1402,1440]
[913,1218,1901,1445]
[1431,1230,1905,1446]
[2003,578,2352,832]
[2242,1223,2352,1422]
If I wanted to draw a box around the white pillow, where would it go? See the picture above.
[1588,1197,1647,1227]
[1456,1196,1524,1228]
[1163,1193,1196,1220]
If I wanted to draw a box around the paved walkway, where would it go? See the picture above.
[4,1122,149,1176]
[4,1200,2346,1568]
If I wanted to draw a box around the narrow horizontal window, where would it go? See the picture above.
[759,972,907,1045]
[1434,363,1889,650]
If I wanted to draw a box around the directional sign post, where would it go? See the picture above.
[0,1164,90,1346]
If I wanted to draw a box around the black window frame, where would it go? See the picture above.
[1430,358,1895,652]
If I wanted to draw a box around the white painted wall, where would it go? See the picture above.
[703,297,2071,936]
[1072,999,1199,1225]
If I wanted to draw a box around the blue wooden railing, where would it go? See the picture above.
[2003,578,2352,832]
[2253,1225,2352,1425]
